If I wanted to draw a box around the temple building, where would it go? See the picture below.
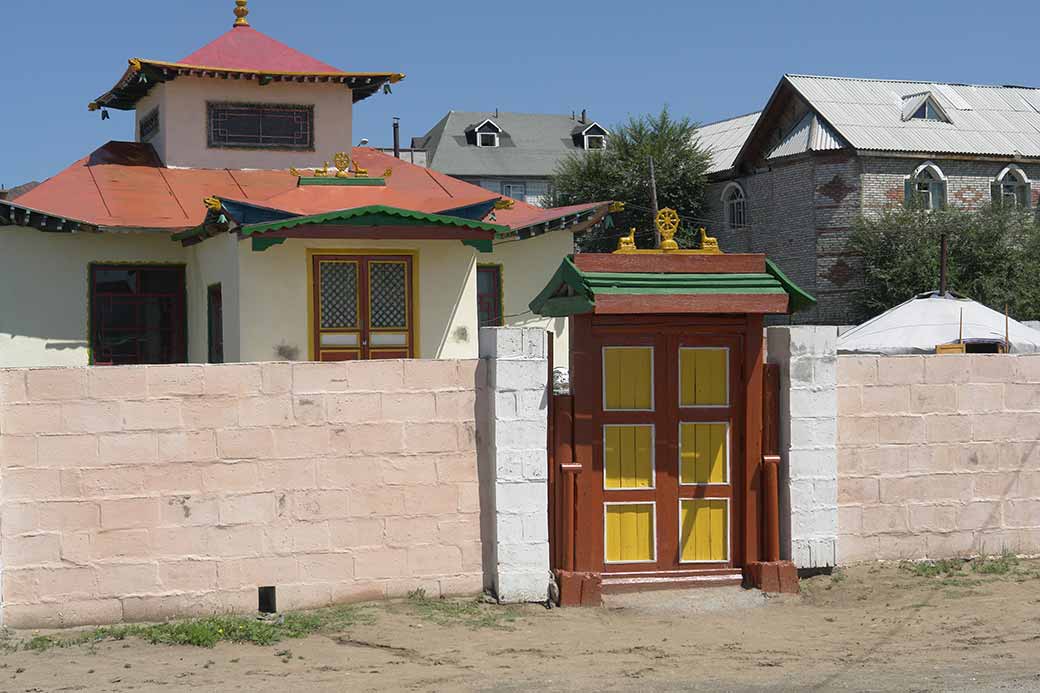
[0,1,609,367]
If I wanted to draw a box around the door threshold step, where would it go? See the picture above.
[601,570,743,593]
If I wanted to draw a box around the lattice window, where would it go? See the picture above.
[139,108,160,142]
[320,262,358,329]
[207,103,314,150]
[369,262,407,328]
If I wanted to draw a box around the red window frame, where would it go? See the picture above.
[477,264,504,328]
[89,264,187,365]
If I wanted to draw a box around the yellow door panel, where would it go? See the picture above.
[679,348,728,407]
[679,423,728,484]
[604,425,654,489]
[605,503,655,562]
[604,347,653,410]
[680,499,728,562]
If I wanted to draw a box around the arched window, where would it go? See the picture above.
[905,162,947,210]
[993,165,1031,208]
[722,183,747,230]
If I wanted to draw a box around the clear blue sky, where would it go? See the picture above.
[2,0,1038,186]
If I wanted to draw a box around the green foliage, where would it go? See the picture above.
[901,559,964,578]
[9,606,370,651]
[548,107,712,252]
[971,551,1019,575]
[403,591,521,629]
[850,204,1040,321]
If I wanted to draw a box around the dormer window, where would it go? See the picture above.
[467,119,503,148]
[573,121,609,150]
[993,165,1031,208]
[901,92,950,123]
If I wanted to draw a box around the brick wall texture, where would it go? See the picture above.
[0,361,483,628]
[837,354,1040,562]
[706,152,1040,326]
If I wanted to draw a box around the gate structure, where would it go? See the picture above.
[532,212,814,601]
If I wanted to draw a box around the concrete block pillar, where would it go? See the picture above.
[766,326,839,568]
[478,327,552,602]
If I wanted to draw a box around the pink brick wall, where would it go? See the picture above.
[837,354,1040,562]
[0,361,482,628]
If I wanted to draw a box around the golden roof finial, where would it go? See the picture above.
[233,0,250,27]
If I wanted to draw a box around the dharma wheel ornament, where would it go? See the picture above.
[656,208,680,251]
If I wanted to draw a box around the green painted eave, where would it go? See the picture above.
[239,204,508,237]
[529,255,817,317]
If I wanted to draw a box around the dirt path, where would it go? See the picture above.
[2,560,1040,692]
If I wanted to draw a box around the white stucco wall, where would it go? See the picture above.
[0,227,189,367]
[490,231,573,369]
[187,233,241,363]
[236,238,480,361]
[137,77,353,170]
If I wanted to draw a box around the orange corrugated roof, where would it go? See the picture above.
[13,142,607,235]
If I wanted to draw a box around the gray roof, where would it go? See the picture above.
[418,111,599,178]
[696,112,760,173]
[784,75,1040,159]
[766,111,845,160]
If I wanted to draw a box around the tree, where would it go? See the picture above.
[850,204,1040,321]
[548,108,712,253]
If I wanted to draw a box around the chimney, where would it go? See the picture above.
[0,187,8,201]
[581,109,587,124]
[392,117,401,159]
[495,107,499,118]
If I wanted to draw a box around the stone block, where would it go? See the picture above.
[261,362,293,394]
[837,477,879,505]
[3,599,124,629]
[969,355,1014,383]
[435,390,477,419]
[0,369,28,402]
[159,559,218,592]
[790,387,839,418]
[338,422,405,454]
[434,454,477,483]
[876,415,924,445]
[877,356,924,386]
[344,360,405,391]
[380,392,437,421]
[95,562,161,597]
[956,501,1001,531]
[158,430,217,462]
[837,534,881,563]
[973,412,1040,442]
[160,495,219,526]
[907,504,957,532]
[273,427,330,459]
[837,386,861,416]
[924,531,977,558]
[60,401,122,433]
[403,360,461,390]
[0,433,36,466]
[121,399,182,431]
[1014,355,1040,383]
[924,355,971,384]
[238,397,293,427]
[219,493,277,525]
[201,461,259,493]
[217,556,300,589]
[354,547,408,579]
[402,485,458,515]
[4,467,62,499]
[404,422,459,453]
[4,533,62,566]
[490,360,548,393]
[957,383,1004,413]
[181,397,239,429]
[38,432,99,464]
[258,459,317,491]
[292,362,352,393]
[146,365,204,397]
[204,525,264,557]
[97,432,154,465]
[910,384,957,413]
[216,428,274,459]
[496,481,547,514]
[327,518,385,549]
[837,356,877,386]
[838,417,878,445]
[298,552,355,582]
[3,403,62,434]
[1005,499,1040,528]
[101,497,160,530]
[293,489,352,520]
[1004,383,1040,411]
[478,327,524,360]
[924,414,972,443]
[327,393,381,423]
[380,456,437,486]
[496,571,551,603]
[27,368,88,401]
[204,364,262,396]
[88,367,147,400]
[37,500,100,531]
[408,545,462,576]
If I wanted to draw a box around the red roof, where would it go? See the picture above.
[10,143,606,236]
[180,26,344,74]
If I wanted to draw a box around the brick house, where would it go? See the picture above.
[697,75,1040,324]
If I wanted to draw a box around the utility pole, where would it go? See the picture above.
[649,156,660,246]
[939,233,948,295]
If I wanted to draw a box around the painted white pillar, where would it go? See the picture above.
[478,327,552,602]
[766,326,839,568]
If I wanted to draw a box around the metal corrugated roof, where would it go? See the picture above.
[696,112,760,173]
[766,112,845,160]
[786,75,1040,158]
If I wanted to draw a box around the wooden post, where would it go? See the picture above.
[763,456,781,562]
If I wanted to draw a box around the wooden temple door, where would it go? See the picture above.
[311,254,415,361]
[575,317,747,590]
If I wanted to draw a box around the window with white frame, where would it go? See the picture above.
[477,132,499,147]
[501,181,527,200]
[585,134,606,150]
[993,166,1031,208]
[911,100,943,121]
[906,163,947,210]
[722,183,747,230]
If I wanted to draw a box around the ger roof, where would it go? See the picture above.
[419,111,601,178]
[4,142,607,238]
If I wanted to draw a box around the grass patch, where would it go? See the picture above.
[971,552,1019,575]
[403,589,521,629]
[900,559,964,578]
[10,605,372,652]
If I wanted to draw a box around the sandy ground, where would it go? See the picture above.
[2,560,1040,692]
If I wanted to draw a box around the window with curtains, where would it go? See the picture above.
[906,164,947,210]
[993,167,1031,208]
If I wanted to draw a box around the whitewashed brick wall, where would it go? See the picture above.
[478,327,551,602]
[766,326,839,568]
